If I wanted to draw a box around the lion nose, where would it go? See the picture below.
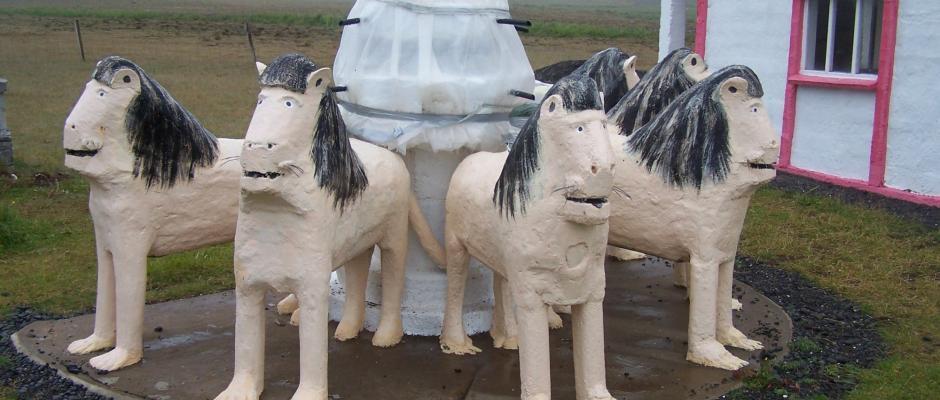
[245,141,278,150]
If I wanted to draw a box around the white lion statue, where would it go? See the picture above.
[607,65,780,370]
[216,54,442,400]
[440,74,617,400]
[62,56,242,371]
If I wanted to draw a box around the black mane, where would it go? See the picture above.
[627,65,763,189]
[494,74,604,218]
[609,48,699,136]
[93,56,219,189]
[570,48,633,113]
[261,53,368,211]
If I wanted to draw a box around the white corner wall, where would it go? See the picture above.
[884,1,940,196]
[791,87,876,181]
[703,0,792,134]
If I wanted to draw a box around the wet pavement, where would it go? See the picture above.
[12,258,791,400]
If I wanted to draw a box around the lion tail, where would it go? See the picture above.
[409,193,446,267]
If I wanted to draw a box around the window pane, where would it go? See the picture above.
[832,0,857,73]
[858,0,883,74]
[808,0,831,71]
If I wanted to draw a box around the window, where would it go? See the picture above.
[804,0,883,76]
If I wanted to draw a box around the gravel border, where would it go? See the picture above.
[1,309,106,399]
[720,257,885,400]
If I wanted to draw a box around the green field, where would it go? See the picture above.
[0,1,937,399]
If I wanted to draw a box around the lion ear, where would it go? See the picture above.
[623,55,640,90]
[255,62,267,76]
[110,68,141,91]
[720,76,749,98]
[540,94,566,117]
[305,67,333,94]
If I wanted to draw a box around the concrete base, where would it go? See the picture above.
[13,258,792,400]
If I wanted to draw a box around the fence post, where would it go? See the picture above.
[0,78,12,171]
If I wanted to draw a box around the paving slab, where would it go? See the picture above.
[12,258,791,399]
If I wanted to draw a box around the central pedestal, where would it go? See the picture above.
[330,147,495,336]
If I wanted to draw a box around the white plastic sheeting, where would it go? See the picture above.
[333,0,535,152]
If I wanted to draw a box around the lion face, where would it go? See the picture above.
[63,73,139,180]
[537,95,615,225]
[719,76,780,186]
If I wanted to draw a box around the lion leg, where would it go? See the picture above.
[717,259,762,351]
[440,232,480,355]
[68,234,116,355]
[334,249,372,341]
[685,257,748,370]
[372,216,407,348]
[514,291,552,399]
[90,241,148,372]
[292,274,331,400]
[491,275,518,350]
[215,285,266,400]
[572,301,615,400]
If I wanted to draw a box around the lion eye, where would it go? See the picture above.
[752,107,758,113]
[285,100,294,108]
[577,126,584,133]
[98,90,106,97]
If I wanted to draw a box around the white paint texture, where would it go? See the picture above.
[885,0,940,195]
[703,0,792,134]
[791,87,875,181]
[659,0,688,61]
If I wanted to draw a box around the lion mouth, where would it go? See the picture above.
[65,149,99,157]
[748,162,776,170]
[243,171,282,179]
[565,196,609,209]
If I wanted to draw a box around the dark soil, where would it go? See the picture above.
[0,308,105,400]
[772,172,940,229]
[721,257,886,400]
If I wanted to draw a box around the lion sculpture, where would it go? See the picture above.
[216,53,442,400]
[440,74,617,400]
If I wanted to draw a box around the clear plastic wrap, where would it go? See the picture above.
[333,0,535,152]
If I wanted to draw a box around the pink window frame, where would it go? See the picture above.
[696,0,937,206]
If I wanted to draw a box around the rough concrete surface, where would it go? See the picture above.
[12,258,791,400]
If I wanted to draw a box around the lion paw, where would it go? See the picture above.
[214,378,262,400]
[371,321,403,347]
[89,347,142,372]
[440,335,481,355]
[492,333,518,350]
[731,298,743,311]
[290,384,328,400]
[67,334,114,355]
[334,320,363,341]
[718,327,763,351]
[687,339,748,370]
[277,294,299,315]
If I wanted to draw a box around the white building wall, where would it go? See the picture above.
[659,0,688,61]
[703,0,792,134]
[884,1,940,196]
[791,87,876,181]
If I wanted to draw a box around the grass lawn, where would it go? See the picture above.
[0,4,937,400]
